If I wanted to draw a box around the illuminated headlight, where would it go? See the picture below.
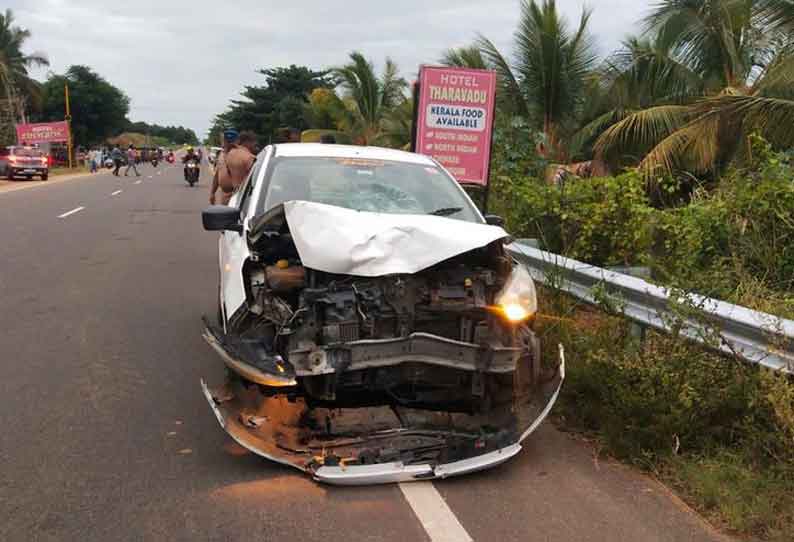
[496,266,537,323]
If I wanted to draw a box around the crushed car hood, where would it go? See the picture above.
[272,201,510,277]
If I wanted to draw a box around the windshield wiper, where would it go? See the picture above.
[428,207,463,217]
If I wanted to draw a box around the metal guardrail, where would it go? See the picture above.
[508,242,794,374]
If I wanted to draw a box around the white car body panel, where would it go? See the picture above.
[283,200,509,276]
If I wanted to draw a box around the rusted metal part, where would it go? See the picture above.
[199,347,564,485]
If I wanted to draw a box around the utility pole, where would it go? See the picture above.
[65,82,73,169]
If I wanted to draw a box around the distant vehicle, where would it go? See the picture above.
[0,146,49,180]
[184,157,200,186]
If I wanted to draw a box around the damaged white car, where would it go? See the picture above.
[201,143,564,485]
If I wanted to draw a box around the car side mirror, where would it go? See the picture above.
[203,206,242,233]
[485,214,505,227]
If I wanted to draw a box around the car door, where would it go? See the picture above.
[218,151,268,330]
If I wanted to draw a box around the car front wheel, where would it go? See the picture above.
[41,172,49,181]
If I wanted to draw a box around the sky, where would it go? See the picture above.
[11,0,650,138]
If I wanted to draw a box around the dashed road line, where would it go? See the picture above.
[134,180,142,185]
[399,482,473,542]
[111,189,123,196]
[57,206,85,219]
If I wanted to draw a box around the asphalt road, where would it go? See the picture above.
[0,163,730,542]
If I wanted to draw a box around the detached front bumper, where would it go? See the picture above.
[200,344,565,486]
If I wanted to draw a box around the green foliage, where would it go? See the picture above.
[125,121,198,145]
[209,65,333,145]
[0,8,49,126]
[331,52,409,146]
[507,171,653,266]
[37,65,129,147]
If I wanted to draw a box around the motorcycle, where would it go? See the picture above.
[151,157,159,167]
[184,159,200,186]
[166,153,175,164]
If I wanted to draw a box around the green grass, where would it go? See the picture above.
[537,291,794,541]
[663,452,794,541]
[50,165,89,177]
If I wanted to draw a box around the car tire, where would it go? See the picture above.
[7,169,15,180]
[41,173,49,181]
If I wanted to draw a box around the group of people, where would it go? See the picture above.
[82,145,173,177]
[108,144,146,177]
[209,129,258,205]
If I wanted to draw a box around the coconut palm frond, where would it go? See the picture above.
[698,93,794,149]
[440,45,487,69]
[758,0,794,32]
[380,58,407,110]
[639,111,723,178]
[475,34,529,119]
[594,105,692,162]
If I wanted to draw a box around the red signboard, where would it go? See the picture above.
[415,66,497,186]
[16,121,70,145]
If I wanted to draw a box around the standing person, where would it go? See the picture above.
[124,144,140,177]
[90,149,99,173]
[209,129,255,205]
[239,131,259,154]
[111,145,123,176]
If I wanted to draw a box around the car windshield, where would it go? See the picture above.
[259,156,482,223]
[12,148,43,157]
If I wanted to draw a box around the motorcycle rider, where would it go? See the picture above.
[182,146,200,183]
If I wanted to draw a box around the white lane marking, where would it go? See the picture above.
[134,180,142,185]
[157,171,162,176]
[399,482,473,542]
[57,206,85,219]
[147,175,153,179]
[111,189,123,196]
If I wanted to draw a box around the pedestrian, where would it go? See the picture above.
[209,129,255,205]
[111,145,123,176]
[239,131,259,154]
[124,144,140,177]
[90,149,99,173]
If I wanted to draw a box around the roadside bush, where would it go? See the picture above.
[509,172,654,267]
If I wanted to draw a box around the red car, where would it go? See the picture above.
[0,146,49,180]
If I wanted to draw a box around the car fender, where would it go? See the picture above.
[218,223,250,326]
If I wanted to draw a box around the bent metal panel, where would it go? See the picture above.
[15,121,70,145]
[416,66,497,186]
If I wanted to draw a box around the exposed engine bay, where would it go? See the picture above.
[202,202,564,484]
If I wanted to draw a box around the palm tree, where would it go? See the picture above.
[475,0,597,160]
[332,52,408,145]
[440,46,488,70]
[593,0,794,179]
[0,9,49,123]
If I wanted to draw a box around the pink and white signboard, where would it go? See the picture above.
[16,121,70,145]
[415,66,497,186]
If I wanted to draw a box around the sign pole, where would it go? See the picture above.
[482,91,498,215]
[65,82,73,169]
[410,75,421,153]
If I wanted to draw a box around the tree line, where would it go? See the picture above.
[0,9,198,148]
[209,0,794,185]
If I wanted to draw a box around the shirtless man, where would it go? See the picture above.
[209,129,255,205]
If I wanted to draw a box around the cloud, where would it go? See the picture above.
[10,0,648,137]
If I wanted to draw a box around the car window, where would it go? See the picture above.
[258,157,481,223]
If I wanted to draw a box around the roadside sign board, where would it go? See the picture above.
[415,66,497,186]
[16,121,70,145]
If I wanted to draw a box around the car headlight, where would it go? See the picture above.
[496,265,537,323]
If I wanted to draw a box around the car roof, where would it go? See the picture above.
[272,143,436,165]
